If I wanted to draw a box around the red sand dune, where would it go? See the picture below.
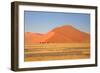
[24,32,43,44]
[25,25,90,44]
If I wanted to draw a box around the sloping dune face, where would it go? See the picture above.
[25,25,90,44]
[41,25,90,43]
[24,32,44,44]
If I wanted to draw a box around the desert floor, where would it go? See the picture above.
[24,43,90,62]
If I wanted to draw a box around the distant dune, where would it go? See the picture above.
[25,32,43,43]
[25,25,90,44]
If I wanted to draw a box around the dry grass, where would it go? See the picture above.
[24,43,90,62]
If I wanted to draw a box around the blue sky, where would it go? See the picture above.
[24,11,90,33]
